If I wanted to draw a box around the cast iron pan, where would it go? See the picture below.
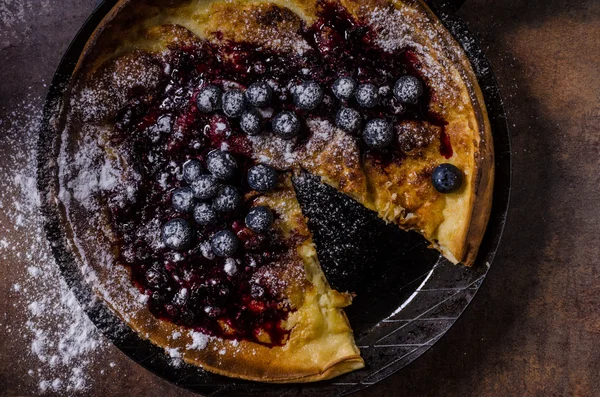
[37,0,511,395]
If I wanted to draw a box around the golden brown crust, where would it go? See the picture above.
[418,0,494,265]
[56,0,494,383]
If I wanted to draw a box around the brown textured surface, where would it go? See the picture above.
[1,0,599,396]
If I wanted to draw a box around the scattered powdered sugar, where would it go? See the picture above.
[369,5,425,53]
[187,331,210,350]
[0,96,108,393]
[249,116,352,173]
[164,347,183,368]
[59,127,140,211]
[224,257,238,276]
[368,5,461,105]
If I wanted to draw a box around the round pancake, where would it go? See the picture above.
[53,0,493,382]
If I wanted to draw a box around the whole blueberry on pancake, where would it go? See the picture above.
[162,218,193,251]
[210,230,239,257]
[193,202,218,226]
[332,76,357,101]
[293,80,324,110]
[206,150,237,181]
[247,164,278,192]
[245,81,273,107]
[363,118,393,148]
[240,109,262,135]
[335,107,361,133]
[393,75,423,104]
[171,187,195,213]
[222,89,246,118]
[191,174,219,200]
[196,84,222,113]
[432,163,463,193]
[355,83,379,108]
[182,159,203,184]
[246,206,274,233]
[272,111,300,140]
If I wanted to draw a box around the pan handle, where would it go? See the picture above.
[426,0,466,13]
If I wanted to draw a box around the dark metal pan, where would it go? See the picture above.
[37,0,511,395]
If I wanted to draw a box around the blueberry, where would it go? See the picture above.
[245,81,272,107]
[431,163,463,193]
[272,111,300,140]
[191,174,219,199]
[182,159,203,183]
[196,84,222,113]
[393,75,423,104]
[245,206,274,233]
[222,89,246,118]
[362,119,393,148]
[247,164,278,192]
[331,76,357,101]
[151,290,167,305]
[355,83,380,108]
[213,185,241,213]
[145,266,168,289]
[335,107,361,133]
[210,230,239,257]
[171,187,195,213]
[206,150,237,180]
[293,80,324,110]
[162,218,193,251]
[239,109,262,135]
[153,114,173,134]
[193,202,218,226]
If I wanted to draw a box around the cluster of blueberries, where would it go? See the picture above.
[161,149,279,257]
[332,75,423,149]
[194,75,423,149]
[196,80,303,139]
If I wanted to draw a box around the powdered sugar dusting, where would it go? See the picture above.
[224,257,238,276]
[59,126,141,211]
[187,330,211,350]
[0,96,108,393]
[369,5,462,106]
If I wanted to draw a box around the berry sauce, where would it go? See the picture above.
[109,2,449,346]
